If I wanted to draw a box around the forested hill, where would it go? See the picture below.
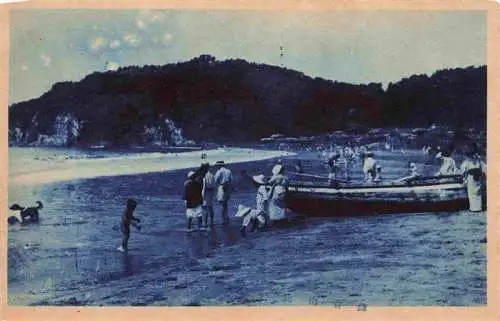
[8,55,486,146]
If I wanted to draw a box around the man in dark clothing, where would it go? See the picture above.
[183,170,203,230]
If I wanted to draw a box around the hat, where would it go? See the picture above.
[329,151,340,159]
[235,204,252,218]
[435,152,443,159]
[364,152,374,157]
[187,170,196,178]
[272,164,283,175]
[253,174,268,185]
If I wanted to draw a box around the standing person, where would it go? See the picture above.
[362,152,377,182]
[435,151,458,176]
[201,163,217,228]
[343,146,355,181]
[183,170,203,231]
[293,160,303,181]
[326,151,340,184]
[117,199,141,252]
[268,164,288,221]
[460,149,486,212]
[214,160,233,224]
[373,164,383,183]
[294,160,303,174]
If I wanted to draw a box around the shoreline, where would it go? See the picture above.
[9,147,295,187]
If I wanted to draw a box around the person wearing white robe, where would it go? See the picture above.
[201,164,217,227]
[214,161,233,223]
[435,152,458,176]
[268,165,288,221]
[236,175,270,235]
[363,152,377,182]
[460,151,486,212]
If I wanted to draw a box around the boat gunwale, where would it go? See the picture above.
[255,178,465,190]
[286,182,466,194]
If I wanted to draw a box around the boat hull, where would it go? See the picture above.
[284,182,469,217]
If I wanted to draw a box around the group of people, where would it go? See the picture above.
[435,149,486,212]
[182,160,233,231]
[322,146,362,182]
[236,163,289,236]
[115,161,234,252]
[360,147,486,212]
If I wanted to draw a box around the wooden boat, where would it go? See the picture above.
[252,174,470,217]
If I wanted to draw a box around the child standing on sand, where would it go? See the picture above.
[117,199,141,252]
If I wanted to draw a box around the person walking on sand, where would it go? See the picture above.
[117,199,141,252]
[460,149,486,212]
[214,160,233,224]
[183,170,203,231]
[201,163,217,228]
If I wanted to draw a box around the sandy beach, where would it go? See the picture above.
[9,148,295,187]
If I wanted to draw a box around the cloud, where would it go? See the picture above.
[123,33,140,47]
[135,19,147,30]
[161,32,174,46]
[139,10,165,23]
[109,39,121,49]
[105,61,120,71]
[40,53,52,67]
[90,36,107,52]
[149,12,165,23]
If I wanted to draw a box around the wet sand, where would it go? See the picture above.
[7,148,486,306]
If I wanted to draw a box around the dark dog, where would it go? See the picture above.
[9,201,43,224]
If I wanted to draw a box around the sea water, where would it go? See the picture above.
[7,147,486,306]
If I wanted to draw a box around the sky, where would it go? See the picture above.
[9,9,486,104]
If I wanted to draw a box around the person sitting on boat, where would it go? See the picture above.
[395,162,419,183]
[460,149,486,212]
[435,151,458,176]
[363,152,378,182]
[268,164,288,221]
[237,175,270,236]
